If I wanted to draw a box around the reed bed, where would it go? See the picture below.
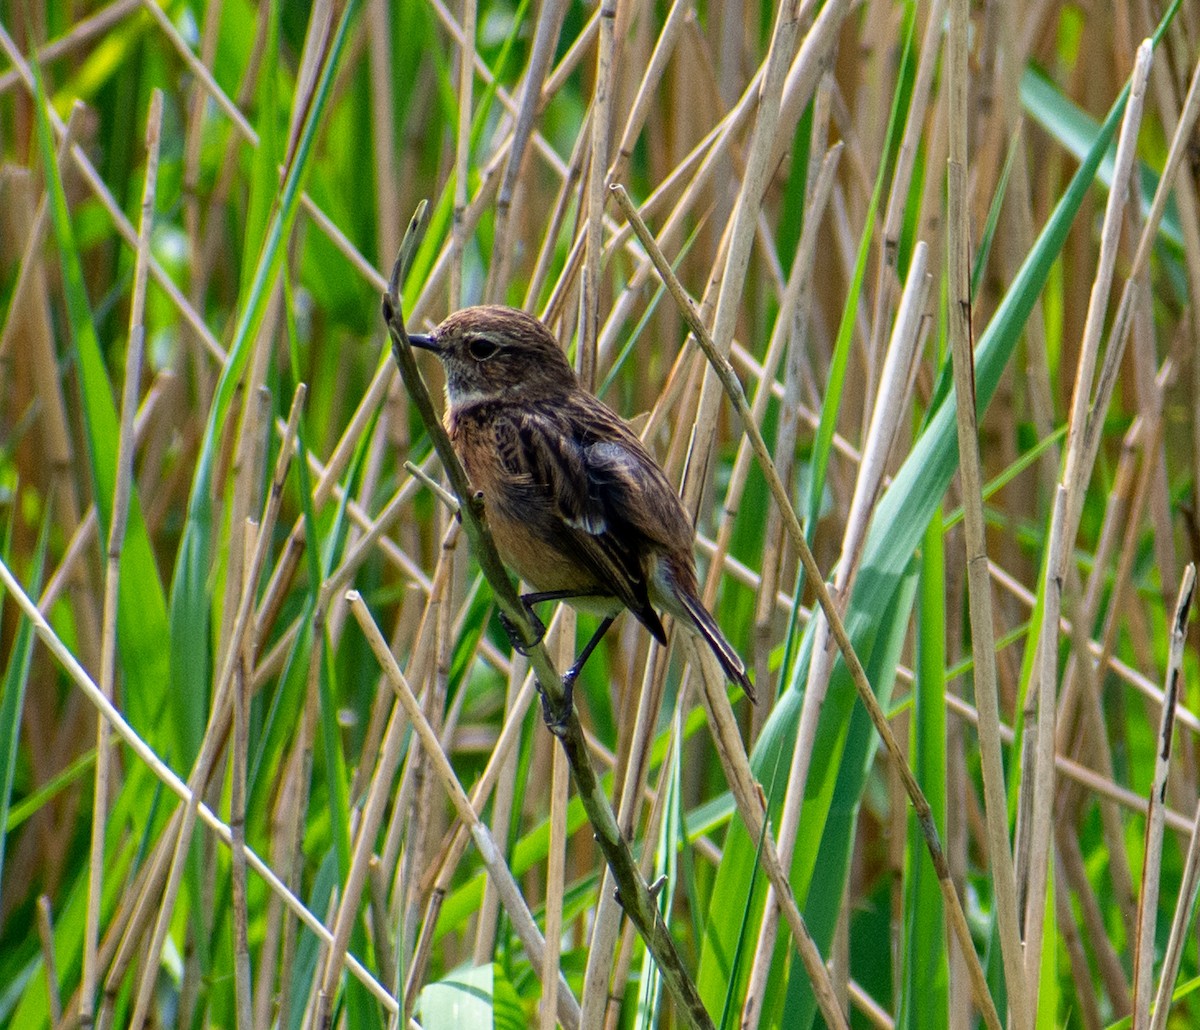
[2,1,1200,1027]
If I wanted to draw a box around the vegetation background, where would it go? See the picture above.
[1,0,1199,1027]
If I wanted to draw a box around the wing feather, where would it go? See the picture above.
[488,396,692,644]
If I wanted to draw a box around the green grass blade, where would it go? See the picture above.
[29,52,170,745]
[898,515,949,1029]
[0,508,50,894]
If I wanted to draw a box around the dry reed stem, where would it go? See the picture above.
[613,182,1003,1030]
[1019,482,1066,989]
[1150,796,1200,1029]
[1019,43,1153,1010]
[1133,564,1195,1027]
[702,142,842,617]
[449,0,477,310]
[486,0,566,303]
[79,85,161,1027]
[540,626,573,1030]
[230,520,258,1030]
[578,0,616,389]
[682,0,805,519]
[945,0,1031,1019]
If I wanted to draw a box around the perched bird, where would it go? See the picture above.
[405,304,754,715]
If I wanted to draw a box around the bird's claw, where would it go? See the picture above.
[497,606,546,656]
[538,669,575,738]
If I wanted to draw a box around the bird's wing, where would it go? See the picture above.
[491,399,689,643]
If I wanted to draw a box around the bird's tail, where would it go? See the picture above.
[676,590,756,703]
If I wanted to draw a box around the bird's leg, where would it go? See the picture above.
[496,589,608,656]
[542,616,615,736]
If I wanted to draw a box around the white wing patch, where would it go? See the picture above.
[565,512,607,534]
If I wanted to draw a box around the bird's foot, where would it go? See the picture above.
[497,604,546,657]
[537,667,576,739]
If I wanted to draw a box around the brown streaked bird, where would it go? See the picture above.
[406,304,755,716]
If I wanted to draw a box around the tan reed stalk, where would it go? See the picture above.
[69,89,156,1030]
[540,625,573,1030]
[449,0,476,310]
[869,0,947,411]
[1019,45,1153,1012]
[1132,565,1196,1027]
[701,142,843,615]
[231,519,258,1030]
[1149,796,1200,1029]
[486,0,567,303]
[945,0,1032,1019]
[577,0,617,390]
[681,0,807,517]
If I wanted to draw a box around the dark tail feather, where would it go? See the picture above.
[677,591,756,703]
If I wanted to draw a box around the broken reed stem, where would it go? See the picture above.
[611,182,1003,1030]
[382,214,716,1030]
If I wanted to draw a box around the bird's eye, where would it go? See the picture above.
[467,336,500,361]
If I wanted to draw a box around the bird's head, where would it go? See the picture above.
[407,305,576,409]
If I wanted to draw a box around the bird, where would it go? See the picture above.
[403,304,755,722]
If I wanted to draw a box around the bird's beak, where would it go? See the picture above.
[406,332,441,353]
